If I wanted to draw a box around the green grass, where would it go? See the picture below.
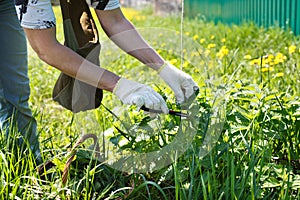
[1,5,300,199]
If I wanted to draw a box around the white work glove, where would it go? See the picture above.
[113,78,169,115]
[159,62,199,104]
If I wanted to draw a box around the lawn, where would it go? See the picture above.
[0,5,300,200]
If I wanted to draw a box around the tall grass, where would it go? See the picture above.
[1,5,299,199]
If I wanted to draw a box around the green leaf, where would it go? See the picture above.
[109,134,122,146]
[261,177,281,188]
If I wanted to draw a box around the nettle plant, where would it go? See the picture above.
[106,96,203,155]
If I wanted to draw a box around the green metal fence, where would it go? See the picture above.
[185,0,300,35]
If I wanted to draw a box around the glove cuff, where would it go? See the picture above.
[112,77,124,95]
[113,77,143,100]
[157,61,168,74]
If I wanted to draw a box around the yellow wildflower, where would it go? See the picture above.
[275,72,284,77]
[217,46,229,59]
[288,45,297,54]
[193,34,199,41]
[250,58,260,66]
[223,135,229,143]
[261,59,267,67]
[274,53,287,64]
[169,59,178,65]
[263,56,270,64]
[261,67,274,72]
[194,68,200,73]
[210,35,215,40]
[216,52,223,59]
[185,32,190,36]
[269,61,275,66]
[122,8,140,20]
[244,55,252,60]
[265,55,275,66]
[266,54,274,62]
[200,38,206,44]
[136,16,146,21]
[207,43,216,49]
[46,65,52,73]
[221,46,229,54]
[221,38,226,43]
[183,61,189,68]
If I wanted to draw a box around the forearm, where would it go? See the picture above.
[96,9,164,70]
[24,28,120,92]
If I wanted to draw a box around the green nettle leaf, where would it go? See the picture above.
[138,116,151,126]
[119,142,134,150]
[229,109,251,124]
[110,134,122,146]
[293,112,300,118]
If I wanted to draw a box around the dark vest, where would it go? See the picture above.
[52,0,109,113]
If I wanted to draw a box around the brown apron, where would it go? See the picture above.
[52,0,108,113]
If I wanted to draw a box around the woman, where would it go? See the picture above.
[15,0,198,114]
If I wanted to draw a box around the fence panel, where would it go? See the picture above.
[185,0,300,35]
[297,1,300,35]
